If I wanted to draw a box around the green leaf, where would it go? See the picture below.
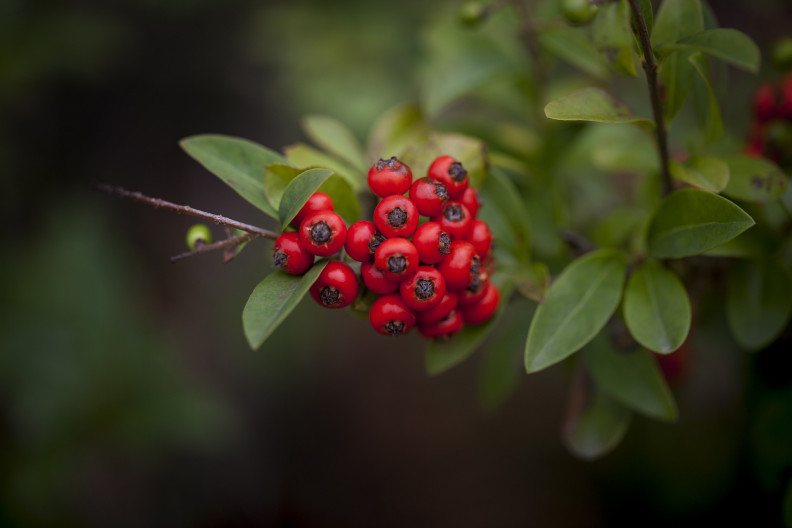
[538,26,608,79]
[318,174,361,224]
[302,115,367,173]
[277,168,334,229]
[647,189,755,259]
[655,29,761,73]
[651,0,702,47]
[284,142,363,191]
[563,365,631,460]
[722,154,789,203]
[242,262,328,350]
[689,53,725,144]
[623,260,691,354]
[670,156,729,193]
[367,103,428,160]
[524,249,628,373]
[478,167,531,262]
[727,259,792,350]
[592,0,638,77]
[263,163,304,210]
[660,51,695,122]
[180,134,285,219]
[585,336,678,421]
[544,87,653,127]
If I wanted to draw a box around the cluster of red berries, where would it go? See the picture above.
[271,155,498,339]
[747,75,792,165]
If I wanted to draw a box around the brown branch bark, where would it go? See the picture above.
[169,232,260,263]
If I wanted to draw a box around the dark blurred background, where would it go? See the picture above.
[2,0,792,526]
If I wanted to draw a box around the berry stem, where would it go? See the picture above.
[628,0,673,196]
[170,231,260,263]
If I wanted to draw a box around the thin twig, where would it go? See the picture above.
[560,228,596,257]
[170,232,261,263]
[627,0,673,196]
[92,182,279,240]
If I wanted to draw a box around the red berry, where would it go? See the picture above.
[465,219,493,259]
[309,261,359,309]
[409,177,448,217]
[416,291,458,325]
[457,270,489,307]
[412,221,452,264]
[344,220,385,262]
[418,309,464,340]
[299,210,347,257]
[399,266,447,312]
[461,282,500,325]
[438,240,481,291]
[291,191,334,228]
[367,156,413,197]
[436,201,472,239]
[780,74,792,120]
[459,186,481,218]
[361,261,399,295]
[754,83,778,123]
[369,293,417,336]
[427,155,469,199]
[374,237,420,282]
[373,195,419,238]
[273,231,314,275]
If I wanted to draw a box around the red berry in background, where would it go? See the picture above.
[309,261,359,309]
[367,156,413,197]
[779,74,792,119]
[373,195,419,238]
[291,191,334,228]
[412,221,452,264]
[427,155,469,199]
[436,201,472,239]
[461,282,500,325]
[399,266,447,312]
[369,293,417,336]
[416,291,458,325]
[418,309,464,340]
[344,220,385,262]
[361,261,399,295]
[299,210,348,256]
[458,270,489,307]
[409,177,448,217]
[438,240,481,291]
[753,83,778,123]
[374,237,419,282]
[466,219,493,259]
[273,232,314,275]
[459,186,481,218]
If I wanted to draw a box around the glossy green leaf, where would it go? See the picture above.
[656,29,761,73]
[651,0,702,47]
[180,134,285,219]
[670,156,729,193]
[302,115,367,172]
[524,249,628,373]
[660,51,695,122]
[544,87,653,127]
[689,53,725,144]
[727,259,792,350]
[277,168,334,229]
[563,365,631,460]
[592,0,638,77]
[242,261,328,350]
[263,163,304,210]
[539,26,608,79]
[284,142,363,190]
[623,260,691,354]
[647,189,755,259]
[367,103,428,160]
[585,337,678,421]
[722,154,789,203]
[319,174,361,224]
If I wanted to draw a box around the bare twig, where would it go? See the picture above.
[560,228,596,257]
[169,232,260,263]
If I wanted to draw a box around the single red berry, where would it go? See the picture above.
[435,201,472,239]
[418,309,464,340]
[399,266,447,312]
[459,186,481,218]
[291,191,334,228]
[273,232,314,275]
[299,210,347,257]
[409,177,448,217]
[361,261,399,295]
[344,220,385,262]
[374,237,419,282]
[416,291,458,325]
[373,195,419,238]
[367,156,413,197]
[369,293,417,336]
[427,155,469,199]
[461,282,500,325]
[309,261,359,309]
[754,83,778,123]
[412,221,452,264]
[438,240,481,291]
[457,270,489,307]
[465,219,493,259]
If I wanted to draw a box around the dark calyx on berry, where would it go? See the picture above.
[387,207,408,228]
[415,278,435,300]
[385,320,406,336]
[470,256,481,274]
[448,162,467,182]
[388,255,407,273]
[434,181,449,199]
[311,221,332,244]
[439,232,451,254]
[319,286,340,306]
[273,250,288,268]
[468,274,482,293]
[443,204,465,222]
[376,156,399,171]
[369,232,386,254]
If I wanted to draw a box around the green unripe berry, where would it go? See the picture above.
[562,0,597,25]
[186,223,212,250]
[459,1,490,27]
[772,37,792,72]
